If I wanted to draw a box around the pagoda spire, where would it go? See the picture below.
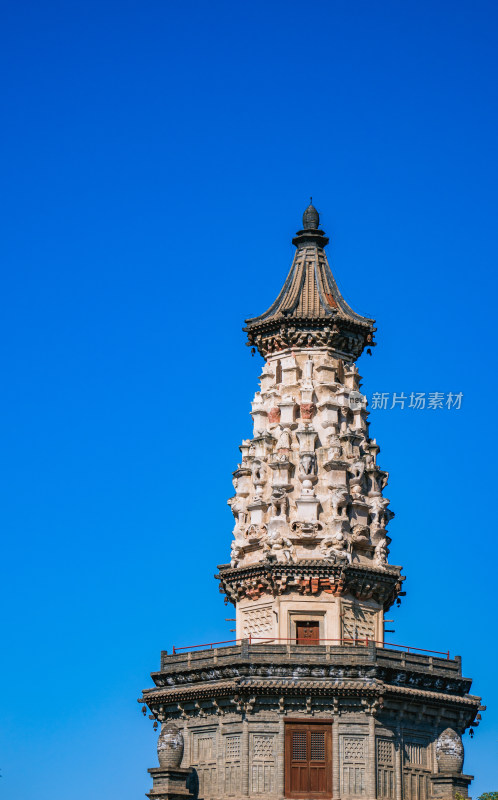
[244,203,375,360]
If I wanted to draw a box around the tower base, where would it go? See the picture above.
[430,772,473,799]
[147,767,193,800]
[141,642,480,800]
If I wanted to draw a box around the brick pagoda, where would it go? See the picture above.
[140,203,482,800]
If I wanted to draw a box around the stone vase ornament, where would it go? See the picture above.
[436,728,464,773]
[157,722,184,768]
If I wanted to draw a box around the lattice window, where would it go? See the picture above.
[226,736,241,760]
[252,735,275,795]
[292,731,307,761]
[344,737,366,762]
[310,732,325,761]
[377,739,394,765]
[377,739,395,799]
[404,740,427,766]
[254,735,274,759]
[192,732,216,764]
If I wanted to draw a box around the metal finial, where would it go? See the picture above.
[302,200,319,230]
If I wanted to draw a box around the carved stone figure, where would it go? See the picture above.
[276,428,292,451]
[364,452,374,470]
[328,434,342,461]
[339,406,350,433]
[368,494,390,527]
[268,407,281,424]
[291,520,323,537]
[300,403,316,421]
[230,540,244,568]
[264,534,295,563]
[319,532,351,563]
[351,524,370,549]
[330,487,349,518]
[229,497,247,527]
[373,537,389,567]
[299,454,316,478]
[252,459,267,485]
[349,461,365,496]
[246,523,267,541]
[269,487,289,518]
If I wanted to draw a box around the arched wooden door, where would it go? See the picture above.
[285,722,332,798]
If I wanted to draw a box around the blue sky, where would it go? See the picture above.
[0,1,497,797]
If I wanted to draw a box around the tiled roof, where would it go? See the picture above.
[245,243,373,329]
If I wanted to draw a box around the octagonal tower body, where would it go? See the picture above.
[222,202,397,646]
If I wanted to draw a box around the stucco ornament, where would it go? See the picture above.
[373,537,389,567]
[264,533,295,563]
[157,722,184,768]
[276,428,292,450]
[269,487,289,518]
[436,728,464,773]
[225,208,399,574]
[251,459,267,485]
[299,453,316,478]
[230,540,244,568]
[320,532,351,564]
[330,487,349,519]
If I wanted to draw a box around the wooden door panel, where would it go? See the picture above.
[309,766,326,793]
[285,723,332,798]
[296,621,320,644]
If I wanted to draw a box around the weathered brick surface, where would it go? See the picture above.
[142,643,479,800]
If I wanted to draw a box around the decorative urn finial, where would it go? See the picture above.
[436,728,464,773]
[302,199,320,230]
[157,721,184,768]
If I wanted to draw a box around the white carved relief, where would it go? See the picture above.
[242,606,273,638]
[263,533,295,563]
[227,350,394,571]
[342,604,376,642]
[373,537,389,568]
[269,487,289,518]
[319,532,351,564]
